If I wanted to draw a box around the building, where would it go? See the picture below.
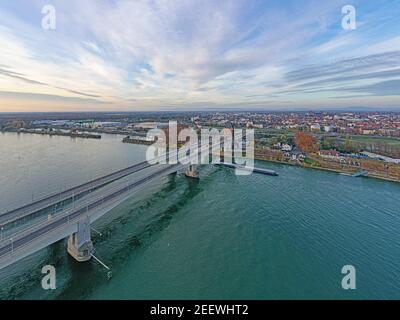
[362,129,375,135]
[318,149,341,160]
[281,144,292,152]
[360,152,400,164]
[310,124,321,132]
[324,125,336,132]
[134,122,169,130]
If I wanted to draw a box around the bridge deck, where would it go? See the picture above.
[0,164,183,269]
[0,161,152,226]
[0,134,244,269]
[217,162,278,176]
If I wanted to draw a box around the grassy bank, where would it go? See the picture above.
[254,154,400,184]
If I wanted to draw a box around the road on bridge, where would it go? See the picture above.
[0,160,152,226]
[0,164,182,260]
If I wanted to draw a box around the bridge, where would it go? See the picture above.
[0,162,185,269]
[0,138,203,270]
[0,160,152,226]
[0,132,276,270]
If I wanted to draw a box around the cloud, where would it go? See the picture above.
[296,68,400,88]
[0,65,101,97]
[267,51,400,100]
[285,51,400,83]
[0,90,110,104]
[0,0,399,111]
[340,79,400,96]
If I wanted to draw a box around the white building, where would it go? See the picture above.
[324,125,335,132]
[281,144,292,151]
[310,124,321,131]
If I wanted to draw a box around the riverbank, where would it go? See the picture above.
[2,128,101,139]
[122,135,154,145]
[254,154,400,183]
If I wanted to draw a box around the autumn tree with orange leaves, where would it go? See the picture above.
[295,131,319,154]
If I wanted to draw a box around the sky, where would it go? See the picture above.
[0,0,399,112]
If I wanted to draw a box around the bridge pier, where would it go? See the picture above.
[67,217,93,262]
[185,164,199,179]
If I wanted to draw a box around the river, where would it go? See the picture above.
[0,132,399,299]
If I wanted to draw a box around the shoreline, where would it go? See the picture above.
[254,156,400,184]
[1,129,101,139]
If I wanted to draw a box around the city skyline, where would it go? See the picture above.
[0,0,400,112]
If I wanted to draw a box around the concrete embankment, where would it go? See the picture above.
[217,162,279,176]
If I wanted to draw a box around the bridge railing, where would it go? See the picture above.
[0,132,244,261]
[1,133,239,233]
[0,164,184,261]
[0,164,173,244]
[0,161,149,216]
[0,143,194,216]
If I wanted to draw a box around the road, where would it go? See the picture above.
[0,160,152,226]
[0,164,182,259]
[0,131,248,269]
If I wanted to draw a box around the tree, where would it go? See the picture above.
[295,131,318,153]
[278,133,288,143]
[268,137,279,146]
[321,137,336,150]
[344,136,354,153]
